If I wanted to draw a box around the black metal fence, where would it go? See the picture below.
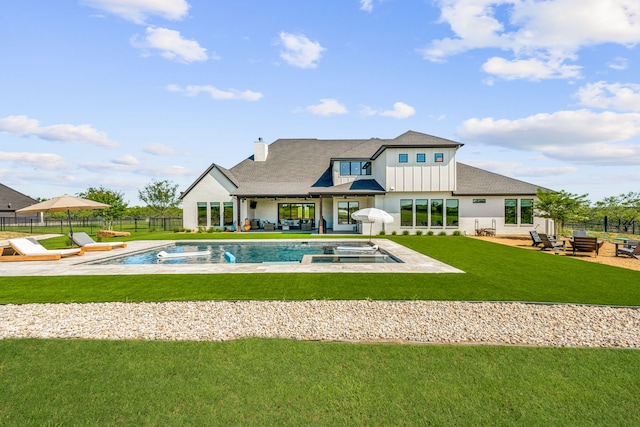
[0,216,184,235]
[565,218,638,236]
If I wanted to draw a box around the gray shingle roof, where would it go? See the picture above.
[0,183,39,215]
[454,163,551,195]
[181,131,546,199]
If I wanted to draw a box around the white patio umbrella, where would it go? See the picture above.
[16,194,111,247]
[351,207,394,242]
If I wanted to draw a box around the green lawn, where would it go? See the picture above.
[4,235,639,305]
[1,234,639,425]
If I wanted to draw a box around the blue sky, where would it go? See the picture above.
[2,0,639,206]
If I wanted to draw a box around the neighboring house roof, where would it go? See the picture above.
[0,183,39,213]
[180,131,547,199]
[454,163,550,196]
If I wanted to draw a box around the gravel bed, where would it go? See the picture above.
[1,301,639,348]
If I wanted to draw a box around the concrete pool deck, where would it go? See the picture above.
[0,238,463,276]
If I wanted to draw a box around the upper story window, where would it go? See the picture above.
[416,153,426,162]
[399,154,408,163]
[340,161,371,176]
[434,153,444,162]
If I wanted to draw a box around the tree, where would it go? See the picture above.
[77,186,128,230]
[534,189,590,234]
[138,179,180,217]
[595,192,640,232]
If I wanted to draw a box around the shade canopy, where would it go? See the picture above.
[16,194,110,213]
[350,207,394,224]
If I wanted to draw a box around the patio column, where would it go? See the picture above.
[236,196,241,232]
[318,195,323,234]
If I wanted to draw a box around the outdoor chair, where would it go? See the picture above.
[539,234,565,251]
[69,232,126,251]
[569,236,601,257]
[616,240,640,259]
[529,230,543,246]
[1,238,84,262]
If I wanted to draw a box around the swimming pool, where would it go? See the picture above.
[93,241,402,265]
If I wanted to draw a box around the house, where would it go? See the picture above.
[180,131,554,236]
[0,183,39,221]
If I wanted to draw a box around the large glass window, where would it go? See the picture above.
[505,199,517,225]
[400,199,413,227]
[521,199,533,225]
[340,161,372,176]
[431,199,443,227]
[337,201,359,224]
[446,199,459,227]
[210,202,220,227]
[223,202,234,226]
[197,202,207,227]
[278,203,315,226]
[416,199,428,227]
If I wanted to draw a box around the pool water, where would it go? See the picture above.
[93,241,401,265]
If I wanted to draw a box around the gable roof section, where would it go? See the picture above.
[370,130,463,159]
[0,183,39,212]
[179,163,238,200]
[454,163,550,196]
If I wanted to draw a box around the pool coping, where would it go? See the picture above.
[0,238,464,276]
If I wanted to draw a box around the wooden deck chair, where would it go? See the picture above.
[569,236,601,257]
[70,232,127,251]
[539,234,565,251]
[0,238,84,262]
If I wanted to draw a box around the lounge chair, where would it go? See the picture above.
[70,232,127,251]
[335,244,379,253]
[616,240,640,259]
[529,230,543,246]
[539,234,565,251]
[0,238,84,262]
[569,236,601,257]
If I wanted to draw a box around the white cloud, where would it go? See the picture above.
[278,32,326,69]
[458,109,640,164]
[575,81,640,112]
[361,102,416,119]
[167,84,263,101]
[132,27,209,63]
[482,57,581,81]
[608,57,629,70]
[80,0,190,24]
[0,151,67,170]
[420,0,640,80]
[360,0,374,12]
[0,115,117,148]
[112,154,139,166]
[305,99,348,116]
[143,143,178,156]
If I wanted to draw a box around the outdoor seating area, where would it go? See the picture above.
[0,237,84,262]
[569,236,603,257]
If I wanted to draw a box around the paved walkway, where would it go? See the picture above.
[0,238,463,276]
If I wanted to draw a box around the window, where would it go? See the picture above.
[223,202,234,226]
[416,153,426,163]
[197,202,207,227]
[446,199,459,227]
[399,154,408,163]
[340,161,372,176]
[278,203,315,225]
[210,202,220,227]
[473,199,486,204]
[434,153,444,163]
[400,199,413,227]
[337,201,359,224]
[521,199,533,224]
[505,199,517,225]
[416,199,428,227]
[431,199,443,227]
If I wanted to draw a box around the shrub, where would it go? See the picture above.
[379,230,386,236]
[427,230,434,236]
[391,231,397,235]
[438,231,447,236]
[452,230,462,236]
[416,230,423,236]
[402,230,410,236]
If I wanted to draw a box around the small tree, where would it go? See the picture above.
[534,189,590,235]
[77,186,128,230]
[138,179,180,218]
[595,192,640,232]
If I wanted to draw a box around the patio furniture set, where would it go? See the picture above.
[529,230,639,259]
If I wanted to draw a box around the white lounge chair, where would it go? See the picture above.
[70,232,126,251]
[1,238,84,262]
[335,244,379,253]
